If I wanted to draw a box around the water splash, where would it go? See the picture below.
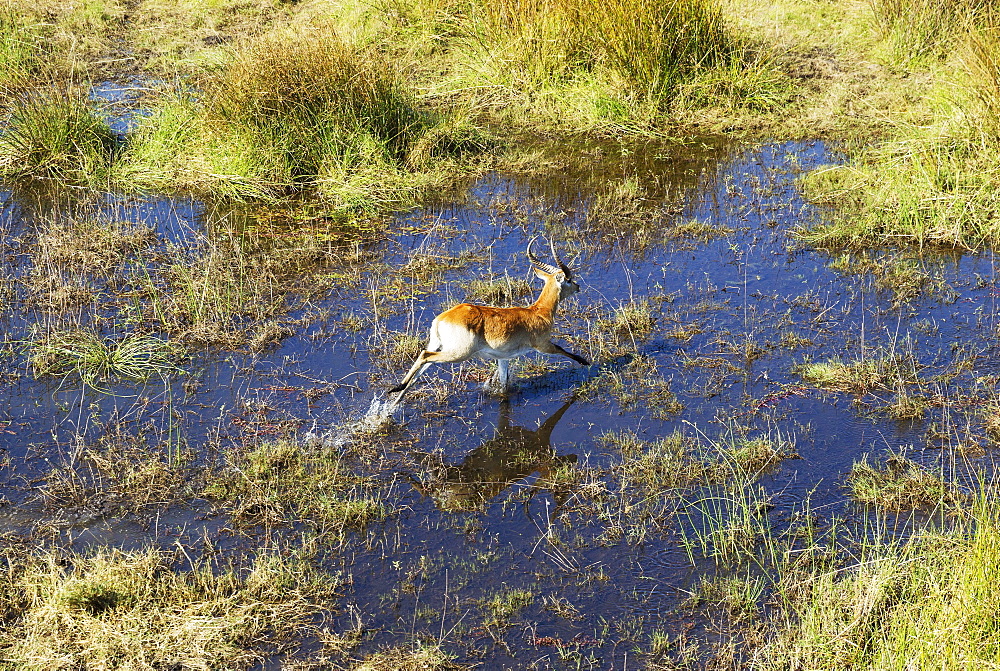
[304,394,400,450]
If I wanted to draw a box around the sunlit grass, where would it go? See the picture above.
[760,492,1000,669]
[0,547,340,669]
[30,329,182,385]
[0,87,118,184]
[847,451,964,510]
[122,23,490,205]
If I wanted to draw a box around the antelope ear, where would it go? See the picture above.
[533,266,550,280]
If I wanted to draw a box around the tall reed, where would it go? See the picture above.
[458,0,731,104]
[871,0,993,61]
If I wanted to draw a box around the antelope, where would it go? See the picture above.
[389,238,589,399]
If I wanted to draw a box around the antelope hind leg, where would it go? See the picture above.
[484,359,512,395]
[389,351,435,394]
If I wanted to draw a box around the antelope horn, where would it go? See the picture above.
[526,237,560,275]
[548,237,572,278]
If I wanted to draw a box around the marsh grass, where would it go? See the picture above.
[758,493,1000,669]
[963,26,1000,135]
[0,546,340,669]
[40,428,191,510]
[0,86,118,184]
[353,645,464,670]
[29,329,182,385]
[125,23,489,205]
[679,480,777,566]
[583,0,731,102]
[871,0,993,62]
[800,146,1000,249]
[205,439,390,537]
[461,276,533,305]
[592,426,796,548]
[795,350,919,395]
[381,0,788,132]
[982,397,1000,441]
[143,235,300,348]
[686,573,766,618]
[846,451,963,510]
[597,299,656,342]
[125,0,288,73]
[603,430,710,491]
[0,5,38,92]
[37,216,157,275]
[575,355,683,418]
[827,252,944,307]
[799,9,1000,249]
[482,587,534,626]
[462,0,733,102]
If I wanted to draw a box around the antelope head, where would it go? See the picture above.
[526,236,580,302]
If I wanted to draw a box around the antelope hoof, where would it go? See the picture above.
[484,379,510,397]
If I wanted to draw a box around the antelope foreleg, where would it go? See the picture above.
[539,341,590,366]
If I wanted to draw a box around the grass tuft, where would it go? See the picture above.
[30,329,182,385]
[0,87,118,184]
[0,547,340,669]
[123,23,487,205]
[846,451,963,510]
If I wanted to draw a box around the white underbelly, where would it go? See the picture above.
[480,347,533,360]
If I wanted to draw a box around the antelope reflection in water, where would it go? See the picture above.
[409,397,578,512]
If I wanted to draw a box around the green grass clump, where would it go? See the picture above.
[483,588,534,624]
[871,0,993,63]
[604,430,711,491]
[0,6,39,92]
[799,11,1000,249]
[0,87,118,184]
[799,143,1000,249]
[124,23,488,204]
[576,355,683,417]
[30,329,182,385]
[846,452,962,510]
[795,353,916,395]
[467,0,733,103]
[583,0,731,102]
[383,0,787,131]
[205,439,390,536]
[0,547,340,669]
[760,493,1000,669]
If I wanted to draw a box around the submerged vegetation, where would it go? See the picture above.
[3,0,1000,668]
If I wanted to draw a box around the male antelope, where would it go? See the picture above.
[389,238,589,399]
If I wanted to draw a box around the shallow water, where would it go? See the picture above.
[1,138,997,666]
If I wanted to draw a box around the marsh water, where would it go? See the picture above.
[1,137,997,667]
